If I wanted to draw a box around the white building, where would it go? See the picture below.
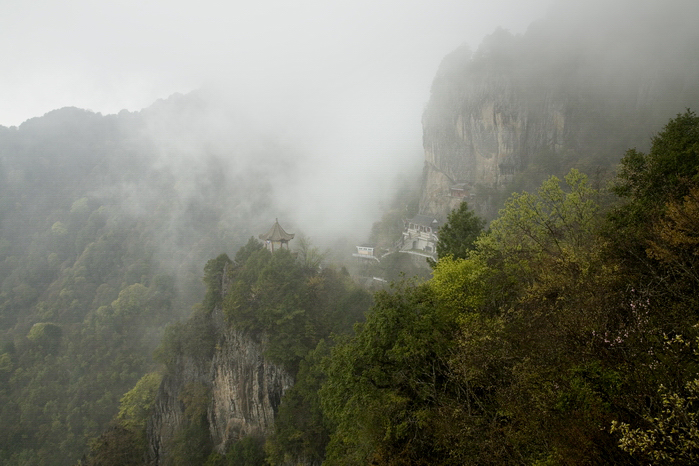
[401,214,440,256]
[353,245,380,262]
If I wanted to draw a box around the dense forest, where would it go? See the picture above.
[79,110,699,464]
[322,111,699,465]
[1,4,698,463]
[2,97,698,466]
[0,98,319,464]
[308,111,699,465]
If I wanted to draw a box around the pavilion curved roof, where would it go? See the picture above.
[259,219,295,242]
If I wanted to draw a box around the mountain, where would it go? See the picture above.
[420,1,699,219]
[138,245,370,465]
[3,2,699,463]
[0,94,308,464]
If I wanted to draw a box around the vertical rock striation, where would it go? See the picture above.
[148,352,211,462]
[420,6,699,220]
[208,317,293,453]
[147,306,293,464]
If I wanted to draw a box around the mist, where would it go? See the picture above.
[2,0,696,259]
[3,0,699,463]
[0,0,559,250]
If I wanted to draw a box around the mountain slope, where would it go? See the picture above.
[421,1,699,219]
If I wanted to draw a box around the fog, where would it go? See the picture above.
[1,0,552,127]
[1,2,698,461]
[2,0,696,249]
[0,0,555,247]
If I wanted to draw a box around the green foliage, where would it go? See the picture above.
[26,322,62,351]
[0,237,179,464]
[295,233,326,272]
[148,238,372,464]
[163,382,214,466]
[226,436,266,466]
[0,100,297,463]
[436,201,485,260]
[318,166,645,464]
[83,426,144,466]
[82,372,162,465]
[608,110,699,273]
[223,245,370,374]
[266,341,331,465]
[485,169,601,265]
[166,422,213,466]
[613,110,699,217]
[612,379,699,464]
[154,306,217,369]
[472,170,631,462]
[0,77,696,466]
[117,372,162,433]
[321,282,465,465]
[430,255,487,315]
[203,253,233,311]
[234,237,265,265]
[606,110,699,338]
[647,186,699,275]
[204,436,266,466]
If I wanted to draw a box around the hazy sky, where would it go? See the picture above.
[1,0,552,129]
[2,0,559,244]
[2,0,694,246]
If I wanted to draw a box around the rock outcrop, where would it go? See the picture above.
[147,306,293,464]
[208,318,292,452]
[420,5,699,220]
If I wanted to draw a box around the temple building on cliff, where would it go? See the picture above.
[259,219,295,252]
[401,214,439,257]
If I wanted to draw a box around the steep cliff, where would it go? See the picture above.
[421,4,699,219]
[147,307,293,463]
[145,246,372,464]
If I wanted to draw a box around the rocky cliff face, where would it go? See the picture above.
[208,316,292,451]
[147,307,293,464]
[420,6,699,220]
[420,63,569,218]
[420,64,592,219]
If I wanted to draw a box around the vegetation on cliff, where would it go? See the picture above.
[317,110,699,464]
[0,98,318,465]
[97,239,373,465]
[1,11,698,463]
[89,110,699,465]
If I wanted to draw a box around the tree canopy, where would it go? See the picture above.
[316,111,699,464]
[436,201,485,260]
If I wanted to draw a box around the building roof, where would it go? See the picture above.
[259,219,295,242]
[407,214,440,228]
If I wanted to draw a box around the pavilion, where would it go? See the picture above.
[259,219,295,252]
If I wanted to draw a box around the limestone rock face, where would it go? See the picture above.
[420,11,699,220]
[147,307,293,464]
[420,71,569,219]
[148,353,211,462]
[208,323,293,453]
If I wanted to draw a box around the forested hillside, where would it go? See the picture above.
[320,111,699,464]
[0,97,304,464]
[82,239,373,465]
[84,111,699,465]
[2,3,698,463]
